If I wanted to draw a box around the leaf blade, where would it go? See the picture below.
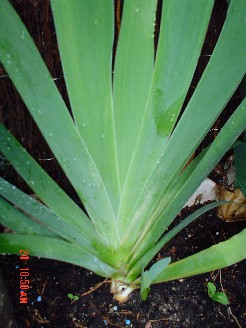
[0,196,58,238]
[118,0,214,235]
[51,0,121,217]
[120,0,246,251]
[0,233,117,278]
[113,0,157,186]
[0,0,118,243]
[153,228,246,283]
[127,98,246,267]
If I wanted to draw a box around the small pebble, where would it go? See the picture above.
[216,232,219,235]
[113,305,118,311]
[37,296,42,302]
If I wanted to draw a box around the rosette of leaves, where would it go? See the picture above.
[0,0,245,302]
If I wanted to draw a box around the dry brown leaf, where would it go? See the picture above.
[217,187,246,222]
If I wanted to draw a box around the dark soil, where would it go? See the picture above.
[1,209,246,328]
[0,0,246,327]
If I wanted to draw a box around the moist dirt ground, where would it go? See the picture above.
[0,209,246,328]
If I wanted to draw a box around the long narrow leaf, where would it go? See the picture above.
[127,98,246,266]
[0,0,117,244]
[0,178,115,265]
[0,196,58,238]
[129,98,246,268]
[113,0,157,185]
[0,124,96,240]
[141,257,171,300]
[153,228,246,283]
[120,0,246,250]
[118,0,214,233]
[51,0,121,218]
[234,140,246,196]
[0,126,114,259]
[138,0,246,218]
[0,178,113,260]
[120,148,207,249]
[127,201,229,281]
[0,234,117,278]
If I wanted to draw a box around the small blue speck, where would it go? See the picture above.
[37,296,42,302]
[16,265,19,269]
[31,302,34,305]
[125,319,131,325]
[113,305,118,311]
[103,319,108,326]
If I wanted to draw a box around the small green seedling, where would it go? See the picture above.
[207,282,229,305]
[67,293,79,301]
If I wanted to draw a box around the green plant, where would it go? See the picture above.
[0,0,245,302]
[234,131,246,196]
[207,282,229,306]
[67,293,79,302]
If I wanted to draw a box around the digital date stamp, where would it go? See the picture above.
[19,250,30,304]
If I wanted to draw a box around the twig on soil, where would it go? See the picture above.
[227,307,243,328]
[39,277,49,295]
[32,309,50,324]
[217,271,242,328]
[116,310,133,315]
[51,296,59,306]
[218,269,228,295]
[71,316,84,328]
[80,278,109,297]
[102,316,124,328]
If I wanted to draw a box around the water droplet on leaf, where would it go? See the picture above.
[20,31,26,39]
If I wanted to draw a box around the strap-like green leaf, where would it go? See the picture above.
[0,178,109,258]
[127,98,246,267]
[157,0,246,176]
[0,125,96,240]
[119,148,207,256]
[127,201,229,282]
[149,98,246,246]
[118,0,214,232]
[51,0,121,218]
[0,126,113,258]
[120,0,246,249]
[140,257,171,300]
[0,0,118,245]
[139,0,246,216]
[113,0,157,186]
[153,228,246,283]
[0,196,58,238]
[234,139,246,196]
[0,233,117,278]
